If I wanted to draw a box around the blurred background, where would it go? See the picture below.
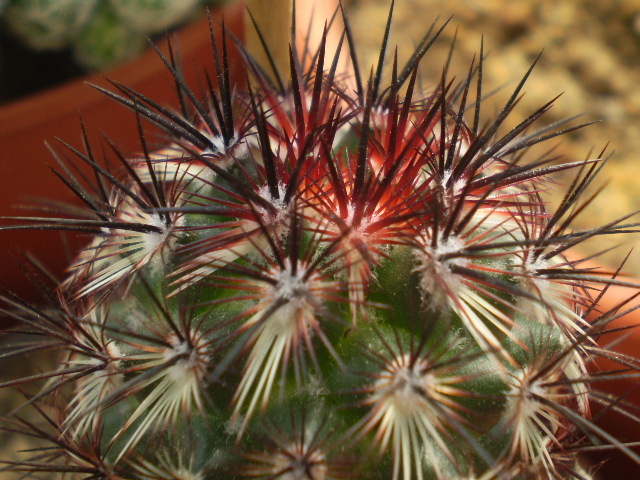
[0,0,231,101]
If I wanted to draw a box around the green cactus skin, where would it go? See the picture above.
[73,3,148,71]
[108,0,202,35]
[2,4,640,479]
[2,0,230,69]
[73,5,148,70]
[3,0,100,50]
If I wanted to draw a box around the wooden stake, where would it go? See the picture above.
[243,0,293,82]
[243,0,346,83]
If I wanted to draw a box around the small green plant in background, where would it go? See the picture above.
[1,0,230,69]
[2,2,640,479]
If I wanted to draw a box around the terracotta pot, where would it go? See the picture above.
[583,275,640,477]
[0,1,245,304]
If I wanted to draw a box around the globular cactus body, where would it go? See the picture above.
[2,4,640,479]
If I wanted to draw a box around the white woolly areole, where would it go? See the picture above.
[231,260,326,433]
[515,254,590,344]
[202,132,248,165]
[343,202,380,236]
[441,168,467,198]
[113,327,210,462]
[263,262,319,330]
[502,362,572,474]
[367,353,456,480]
[414,234,467,309]
[270,444,328,480]
[163,330,209,383]
[63,310,123,440]
[142,212,184,275]
[144,213,177,255]
[521,255,550,292]
[271,264,309,301]
[253,183,291,239]
[374,354,436,415]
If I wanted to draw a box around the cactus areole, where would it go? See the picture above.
[2,3,640,479]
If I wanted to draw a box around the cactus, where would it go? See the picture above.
[1,0,230,69]
[2,3,640,479]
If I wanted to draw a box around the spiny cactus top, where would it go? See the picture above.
[2,4,640,480]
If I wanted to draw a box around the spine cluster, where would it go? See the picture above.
[2,5,639,479]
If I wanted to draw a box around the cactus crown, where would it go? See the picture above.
[2,3,640,479]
